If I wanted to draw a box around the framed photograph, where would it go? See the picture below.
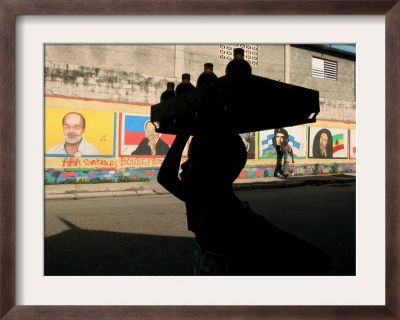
[1,1,399,320]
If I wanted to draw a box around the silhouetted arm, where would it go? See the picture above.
[157,133,190,201]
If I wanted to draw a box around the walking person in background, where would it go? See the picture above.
[272,128,288,177]
[281,138,294,178]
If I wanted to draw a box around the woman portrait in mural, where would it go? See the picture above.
[157,131,331,276]
[312,128,333,159]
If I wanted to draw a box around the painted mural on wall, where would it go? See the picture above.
[45,162,357,185]
[45,167,159,184]
[239,132,255,159]
[119,113,182,156]
[238,163,356,179]
[259,126,307,159]
[45,108,116,157]
[308,127,348,159]
[349,129,356,159]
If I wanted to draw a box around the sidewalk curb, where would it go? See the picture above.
[45,176,355,200]
[233,181,308,191]
[45,190,158,200]
[233,177,355,191]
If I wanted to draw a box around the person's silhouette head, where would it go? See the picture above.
[180,133,247,199]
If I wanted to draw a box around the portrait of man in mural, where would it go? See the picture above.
[261,128,288,177]
[312,128,333,158]
[131,120,170,156]
[46,112,100,157]
[261,127,288,158]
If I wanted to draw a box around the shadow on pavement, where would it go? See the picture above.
[45,216,335,276]
[45,217,195,276]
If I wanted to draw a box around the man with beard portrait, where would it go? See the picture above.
[312,128,333,158]
[47,112,100,157]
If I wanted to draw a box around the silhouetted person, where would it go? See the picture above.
[175,73,195,96]
[313,128,333,158]
[225,48,252,75]
[157,131,331,275]
[160,82,175,101]
[196,63,218,87]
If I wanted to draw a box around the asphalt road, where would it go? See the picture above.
[45,183,355,276]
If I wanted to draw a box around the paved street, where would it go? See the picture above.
[45,182,355,276]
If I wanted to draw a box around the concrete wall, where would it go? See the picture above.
[45,44,355,122]
[289,45,355,101]
[45,44,287,104]
[44,44,356,184]
[289,45,356,121]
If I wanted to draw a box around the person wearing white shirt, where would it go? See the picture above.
[46,112,99,157]
[280,138,294,178]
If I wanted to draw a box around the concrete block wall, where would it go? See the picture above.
[319,98,356,122]
[45,45,356,123]
[44,45,356,183]
[45,61,176,104]
[45,62,356,123]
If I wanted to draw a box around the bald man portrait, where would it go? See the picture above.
[46,112,100,157]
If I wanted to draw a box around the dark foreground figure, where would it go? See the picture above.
[158,131,331,275]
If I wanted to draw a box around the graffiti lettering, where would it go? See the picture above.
[62,158,81,167]
[61,158,118,168]
[61,157,164,168]
[83,158,116,167]
[121,157,164,167]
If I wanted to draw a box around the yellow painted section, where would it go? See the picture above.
[45,96,155,170]
[45,96,151,114]
[309,120,356,130]
[45,107,115,155]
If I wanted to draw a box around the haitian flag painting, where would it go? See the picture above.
[119,113,180,156]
